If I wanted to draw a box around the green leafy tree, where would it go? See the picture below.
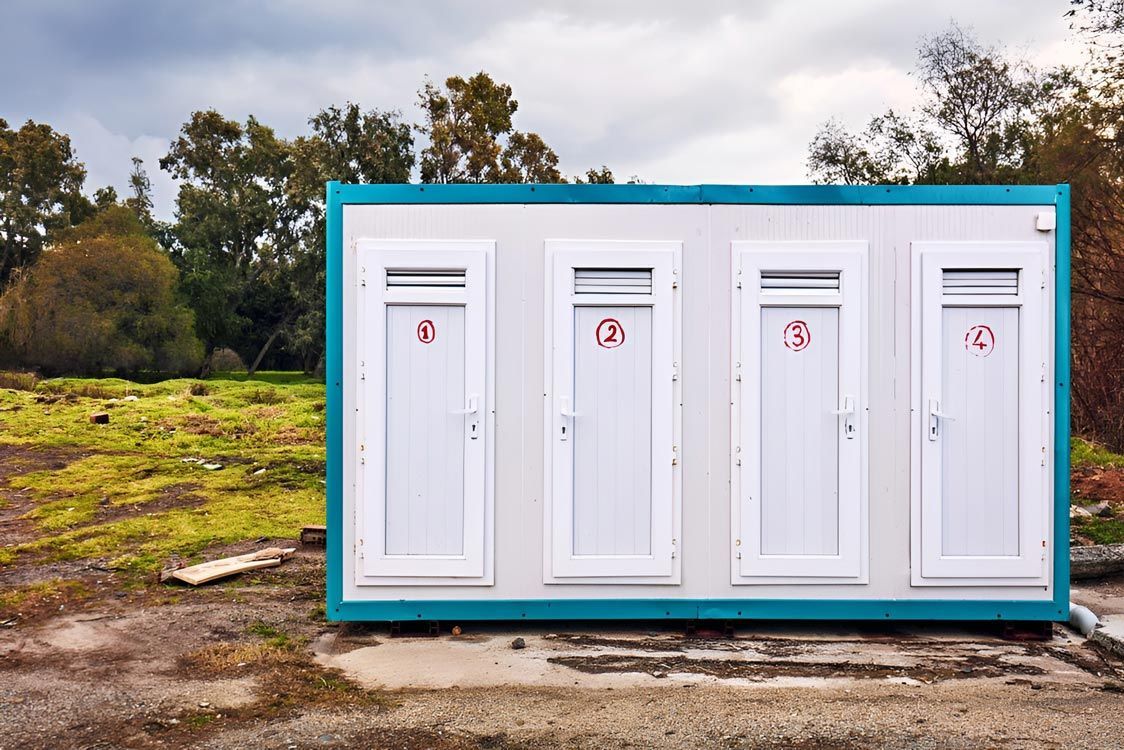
[499,131,563,183]
[417,72,564,184]
[0,206,202,374]
[574,166,616,184]
[159,111,297,373]
[282,103,415,373]
[0,118,91,285]
[126,156,155,228]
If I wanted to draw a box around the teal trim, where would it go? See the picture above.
[332,182,1059,206]
[1053,184,1071,614]
[325,181,344,616]
[324,181,1071,623]
[331,598,1065,622]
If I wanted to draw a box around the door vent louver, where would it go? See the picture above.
[386,269,466,289]
[760,270,840,295]
[575,268,653,294]
[942,269,1018,295]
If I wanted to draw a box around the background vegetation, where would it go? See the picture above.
[4,3,1124,453]
[808,2,1124,450]
[0,72,622,379]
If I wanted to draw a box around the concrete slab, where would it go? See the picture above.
[313,623,1113,691]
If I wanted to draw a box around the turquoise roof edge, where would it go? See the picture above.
[330,182,1062,205]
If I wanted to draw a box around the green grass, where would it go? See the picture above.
[1072,437,1124,469]
[0,373,325,578]
[1070,438,1124,544]
[1072,517,1124,545]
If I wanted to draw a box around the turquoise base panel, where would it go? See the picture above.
[325,183,1071,623]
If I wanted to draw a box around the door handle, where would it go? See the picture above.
[559,396,577,441]
[559,396,578,418]
[452,395,479,415]
[831,395,856,439]
[928,399,954,441]
[453,395,481,440]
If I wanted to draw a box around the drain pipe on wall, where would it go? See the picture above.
[1069,602,1100,636]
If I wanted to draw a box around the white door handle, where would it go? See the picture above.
[928,399,954,441]
[559,396,576,441]
[559,396,578,418]
[454,394,481,440]
[832,395,857,439]
[452,395,479,415]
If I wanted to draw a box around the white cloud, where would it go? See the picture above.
[4,0,1084,219]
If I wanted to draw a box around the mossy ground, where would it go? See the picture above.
[1072,437,1124,545]
[0,372,325,610]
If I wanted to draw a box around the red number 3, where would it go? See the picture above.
[783,320,810,351]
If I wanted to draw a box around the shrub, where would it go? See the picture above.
[0,207,204,375]
[209,347,247,372]
[0,371,38,391]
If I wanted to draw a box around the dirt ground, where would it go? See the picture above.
[5,440,1124,749]
[3,554,1124,750]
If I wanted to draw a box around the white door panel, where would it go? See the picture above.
[573,306,654,557]
[913,242,1048,584]
[384,305,466,557]
[733,243,867,582]
[760,306,841,557]
[939,306,1020,558]
[546,241,681,582]
[356,240,493,583]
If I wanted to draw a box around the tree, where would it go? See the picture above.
[807,25,1068,185]
[0,206,202,375]
[805,20,1124,449]
[499,131,563,183]
[0,118,90,285]
[159,111,297,373]
[126,156,155,228]
[417,72,564,184]
[281,103,415,373]
[574,166,616,184]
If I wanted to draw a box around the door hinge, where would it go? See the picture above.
[672,361,680,381]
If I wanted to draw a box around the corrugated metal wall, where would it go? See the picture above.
[341,203,1055,603]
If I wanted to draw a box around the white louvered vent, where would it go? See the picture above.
[386,269,466,289]
[575,268,653,294]
[760,270,841,295]
[942,269,1018,296]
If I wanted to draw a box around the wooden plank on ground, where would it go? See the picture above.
[171,546,297,586]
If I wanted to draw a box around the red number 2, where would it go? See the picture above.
[596,317,625,348]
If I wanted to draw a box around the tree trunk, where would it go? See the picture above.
[248,325,285,377]
[197,347,215,379]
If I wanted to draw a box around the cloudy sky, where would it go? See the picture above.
[1,0,1085,219]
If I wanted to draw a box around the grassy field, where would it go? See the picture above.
[0,372,325,614]
[3,373,1124,620]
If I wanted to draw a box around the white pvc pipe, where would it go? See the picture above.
[1069,602,1100,636]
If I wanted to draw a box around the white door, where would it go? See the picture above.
[546,241,681,580]
[913,242,1048,584]
[356,240,492,581]
[733,242,866,581]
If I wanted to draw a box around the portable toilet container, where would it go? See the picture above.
[325,183,1070,623]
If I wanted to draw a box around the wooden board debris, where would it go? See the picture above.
[170,546,296,586]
